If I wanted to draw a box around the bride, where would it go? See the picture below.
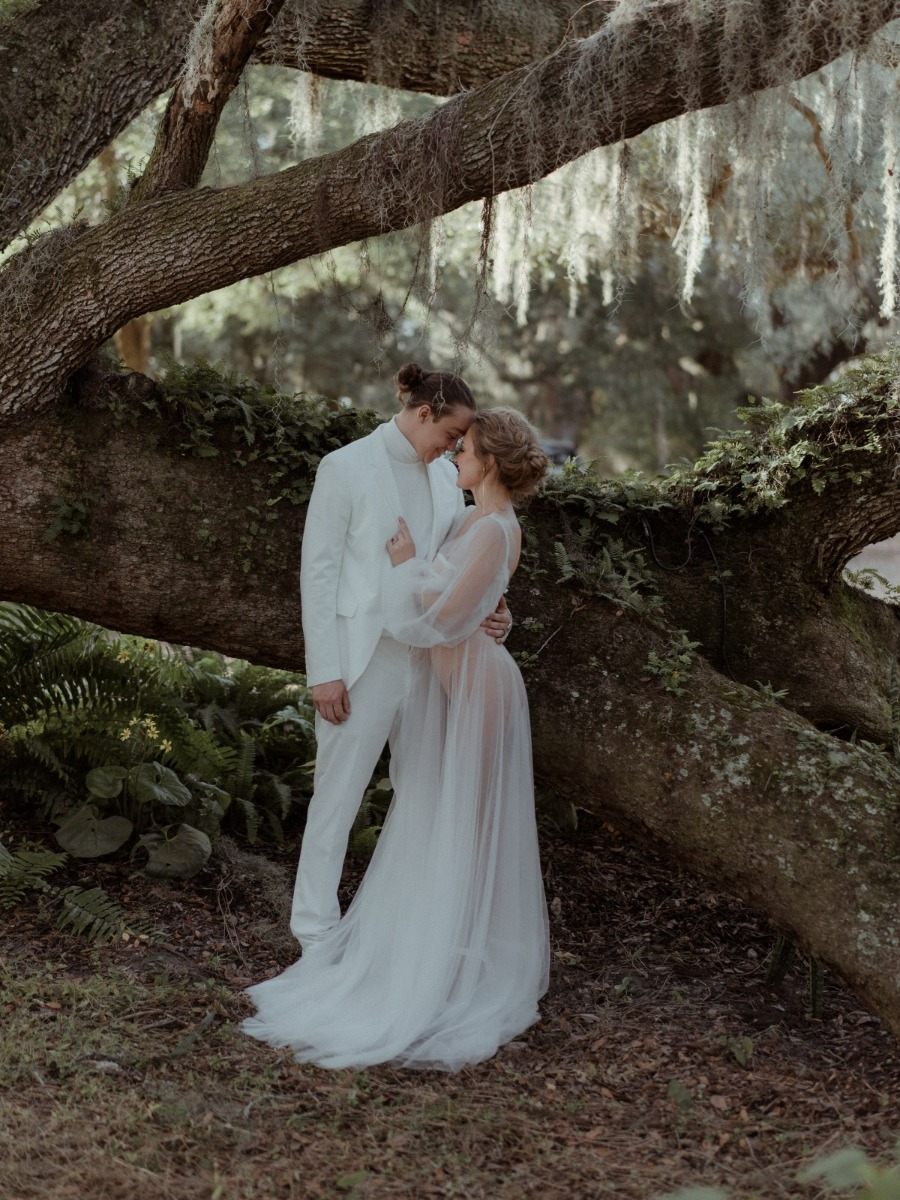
[241,409,550,1071]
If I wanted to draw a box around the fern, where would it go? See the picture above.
[0,838,151,943]
[233,796,261,843]
[229,730,258,798]
[0,845,68,906]
[55,885,132,941]
[1,605,316,850]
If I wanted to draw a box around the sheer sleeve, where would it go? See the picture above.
[384,518,509,648]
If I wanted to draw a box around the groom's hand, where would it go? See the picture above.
[481,595,512,644]
[312,680,351,725]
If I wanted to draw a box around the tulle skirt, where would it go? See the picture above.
[241,636,550,1071]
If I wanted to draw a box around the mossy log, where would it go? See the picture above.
[1,360,898,1038]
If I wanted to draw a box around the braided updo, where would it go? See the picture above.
[471,409,549,501]
[396,362,476,417]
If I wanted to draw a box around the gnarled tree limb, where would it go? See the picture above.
[2,0,899,415]
[0,0,602,250]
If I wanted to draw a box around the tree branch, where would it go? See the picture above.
[3,0,899,415]
[0,0,602,250]
[0,0,193,252]
[131,0,288,203]
[255,1,608,91]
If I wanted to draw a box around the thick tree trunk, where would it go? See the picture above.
[1,369,898,1037]
[524,597,900,1041]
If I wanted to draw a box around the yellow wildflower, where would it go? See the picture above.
[158,739,173,753]
[116,649,129,662]
[119,728,131,741]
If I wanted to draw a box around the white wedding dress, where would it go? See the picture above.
[241,509,550,1070]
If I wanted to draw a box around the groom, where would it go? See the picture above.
[291,365,511,948]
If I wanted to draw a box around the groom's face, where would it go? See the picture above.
[413,404,474,464]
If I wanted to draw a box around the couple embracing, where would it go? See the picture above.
[241,363,551,1071]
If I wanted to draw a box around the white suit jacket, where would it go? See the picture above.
[300,421,464,690]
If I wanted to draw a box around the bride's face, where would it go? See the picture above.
[453,430,489,491]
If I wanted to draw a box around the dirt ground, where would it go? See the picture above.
[1,810,898,1200]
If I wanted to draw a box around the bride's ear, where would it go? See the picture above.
[482,452,498,480]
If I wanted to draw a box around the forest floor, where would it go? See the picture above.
[1,809,898,1200]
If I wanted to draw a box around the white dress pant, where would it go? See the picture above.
[290,635,415,948]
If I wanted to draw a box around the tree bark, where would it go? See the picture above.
[1,370,899,1037]
[0,0,603,251]
[255,1,609,91]
[0,0,192,252]
[3,0,899,416]
[132,0,288,204]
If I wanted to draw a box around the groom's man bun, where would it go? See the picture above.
[396,362,476,417]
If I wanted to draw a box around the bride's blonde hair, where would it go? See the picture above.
[471,409,548,501]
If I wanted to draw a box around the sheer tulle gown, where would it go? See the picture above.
[240,510,550,1070]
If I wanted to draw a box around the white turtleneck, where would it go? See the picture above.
[382,416,434,558]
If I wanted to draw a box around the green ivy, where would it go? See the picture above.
[518,349,900,628]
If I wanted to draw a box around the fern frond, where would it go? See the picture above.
[10,734,73,785]
[0,846,68,906]
[159,719,235,782]
[349,796,375,841]
[229,731,258,799]
[233,796,261,844]
[197,699,239,737]
[0,603,102,672]
[256,775,293,820]
[264,809,285,843]
[55,885,130,942]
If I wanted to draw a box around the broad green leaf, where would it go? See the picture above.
[128,762,192,807]
[55,805,133,857]
[86,765,127,799]
[135,824,211,879]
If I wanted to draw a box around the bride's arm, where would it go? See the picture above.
[384,519,510,648]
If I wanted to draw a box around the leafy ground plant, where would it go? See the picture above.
[0,837,151,942]
[0,605,318,872]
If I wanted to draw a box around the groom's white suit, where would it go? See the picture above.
[291,418,464,945]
